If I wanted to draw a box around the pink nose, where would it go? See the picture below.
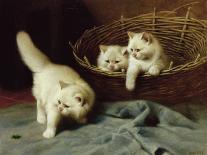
[109,65,115,70]
[58,107,63,111]
[132,52,136,57]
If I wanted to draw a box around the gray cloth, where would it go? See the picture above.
[0,100,207,155]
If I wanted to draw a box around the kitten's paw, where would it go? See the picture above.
[121,69,126,73]
[43,128,56,138]
[126,80,135,91]
[149,67,160,76]
[37,115,46,124]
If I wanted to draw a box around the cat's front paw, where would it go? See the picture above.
[121,68,126,73]
[43,128,56,138]
[126,80,135,91]
[148,67,160,76]
[37,114,46,124]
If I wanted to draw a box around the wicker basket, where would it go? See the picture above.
[71,6,207,103]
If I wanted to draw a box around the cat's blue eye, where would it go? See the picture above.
[105,60,110,63]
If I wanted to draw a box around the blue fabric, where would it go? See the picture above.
[0,100,207,155]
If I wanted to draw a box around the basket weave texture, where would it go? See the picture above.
[71,7,207,103]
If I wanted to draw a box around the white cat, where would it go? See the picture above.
[16,31,95,138]
[97,45,128,72]
[126,31,168,91]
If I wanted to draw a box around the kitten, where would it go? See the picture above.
[126,31,168,91]
[97,45,128,72]
[16,31,95,138]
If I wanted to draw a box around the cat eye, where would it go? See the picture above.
[135,49,140,52]
[58,100,61,104]
[63,104,69,108]
[115,60,120,63]
[75,96,82,102]
[130,48,133,52]
[105,60,110,63]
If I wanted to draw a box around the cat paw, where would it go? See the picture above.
[37,115,46,124]
[43,128,56,138]
[148,67,160,76]
[121,69,126,73]
[126,81,135,91]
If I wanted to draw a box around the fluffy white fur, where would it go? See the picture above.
[16,31,95,138]
[97,45,128,72]
[126,31,169,91]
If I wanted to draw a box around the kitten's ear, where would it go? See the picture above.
[141,32,152,44]
[127,31,136,39]
[99,45,108,53]
[122,47,128,56]
[59,81,70,90]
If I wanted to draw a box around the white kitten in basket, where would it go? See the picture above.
[16,31,95,138]
[97,45,128,72]
[126,31,169,91]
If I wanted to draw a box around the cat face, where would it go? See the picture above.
[56,81,91,122]
[127,32,152,58]
[98,45,128,72]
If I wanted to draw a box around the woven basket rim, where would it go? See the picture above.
[71,10,207,78]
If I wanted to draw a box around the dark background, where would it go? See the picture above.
[0,0,95,89]
[0,0,207,90]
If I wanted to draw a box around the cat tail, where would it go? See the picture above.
[16,31,51,72]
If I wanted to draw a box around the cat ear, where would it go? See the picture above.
[59,81,70,89]
[99,45,108,53]
[121,47,128,56]
[127,31,136,39]
[141,32,152,44]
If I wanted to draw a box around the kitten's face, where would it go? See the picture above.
[127,32,152,57]
[56,82,91,122]
[98,45,128,72]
